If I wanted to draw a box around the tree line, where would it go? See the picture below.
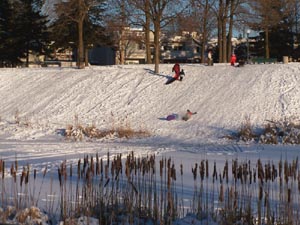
[0,0,299,72]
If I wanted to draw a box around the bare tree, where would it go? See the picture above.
[190,0,216,63]
[55,0,106,69]
[126,0,187,73]
[144,0,152,63]
[227,0,245,61]
[124,0,153,64]
[215,0,230,63]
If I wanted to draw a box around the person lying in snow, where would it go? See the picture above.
[182,109,197,121]
[166,110,197,121]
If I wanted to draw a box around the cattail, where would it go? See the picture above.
[238,165,243,184]
[13,171,16,183]
[105,164,109,179]
[104,178,110,187]
[77,159,81,179]
[58,168,62,186]
[107,151,110,167]
[111,161,115,178]
[200,161,205,181]
[129,180,138,194]
[62,161,67,182]
[167,167,171,189]
[171,163,176,181]
[223,160,228,183]
[43,166,47,178]
[298,173,300,193]
[20,167,26,187]
[264,191,269,207]
[219,184,224,202]
[15,157,18,172]
[259,185,263,200]
[0,160,2,175]
[284,160,289,184]
[10,164,14,176]
[279,159,282,179]
[167,158,171,169]
[206,159,209,178]
[243,162,248,184]
[125,159,130,180]
[2,160,5,179]
[86,167,91,187]
[100,158,103,175]
[25,165,29,184]
[213,161,217,182]
[180,163,183,176]
[160,159,164,177]
[232,159,237,181]
[70,164,72,177]
[96,154,100,175]
[258,159,264,184]
[192,163,197,180]
[90,156,94,176]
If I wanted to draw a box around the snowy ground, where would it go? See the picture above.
[1,63,300,224]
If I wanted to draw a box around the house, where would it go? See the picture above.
[160,31,201,63]
[117,28,201,64]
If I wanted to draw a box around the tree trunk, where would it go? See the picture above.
[201,0,209,64]
[85,47,89,66]
[227,0,235,61]
[145,0,152,64]
[222,18,227,63]
[26,45,29,67]
[265,26,270,59]
[119,2,126,65]
[78,19,85,69]
[218,0,223,63]
[119,28,125,64]
[222,0,230,63]
[154,20,160,73]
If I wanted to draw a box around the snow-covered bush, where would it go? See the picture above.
[231,118,300,144]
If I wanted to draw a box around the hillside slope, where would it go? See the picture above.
[1,63,300,145]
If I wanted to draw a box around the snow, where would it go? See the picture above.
[1,63,300,224]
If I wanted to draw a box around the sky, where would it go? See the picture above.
[1,62,300,224]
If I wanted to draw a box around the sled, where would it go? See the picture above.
[165,69,185,85]
[165,77,177,85]
[166,114,179,121]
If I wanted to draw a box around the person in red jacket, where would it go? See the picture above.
[172,63,181,80]
[230,54,237,66]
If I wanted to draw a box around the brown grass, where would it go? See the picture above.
[65,114,151,141]
[227,117,300,144]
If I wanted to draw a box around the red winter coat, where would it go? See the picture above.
[172,63,180,79]
[230,54,237,65]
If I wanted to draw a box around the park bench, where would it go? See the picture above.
[251,57,277,64]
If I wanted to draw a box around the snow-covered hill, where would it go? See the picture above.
[1,63,300,145]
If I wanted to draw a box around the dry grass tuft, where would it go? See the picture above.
[236,116,257,142]
[64,114,151,141]
[227,117,300,144]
